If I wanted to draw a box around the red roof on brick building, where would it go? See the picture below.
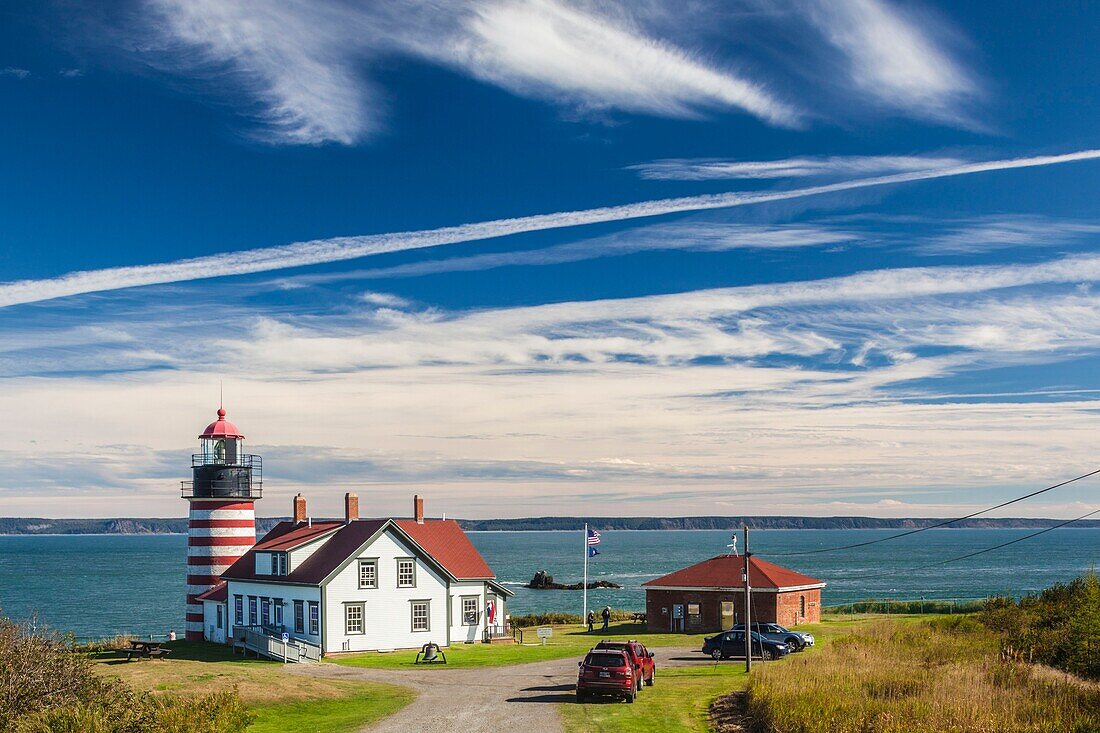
[642,555,825,591]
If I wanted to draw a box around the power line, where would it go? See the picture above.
[844,507,1100,581]
[767,467,1100,557]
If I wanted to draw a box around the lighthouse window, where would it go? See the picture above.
[345,603,364,634]
[411,601,430,632]
[308,602,320,635]
[358,560,377,589]
[397,559,416,588]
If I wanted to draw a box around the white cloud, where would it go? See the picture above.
[629,153,966,180]
[915,215,1100,255]
[0,67,30,79]
[2,148,1097,309]
[443,0,799,125]
[4,255,1100,516]
[139,0,798,145]
[806,0,978,124]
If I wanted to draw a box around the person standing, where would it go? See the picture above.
[587,611,595,632]
[601,606,611,630]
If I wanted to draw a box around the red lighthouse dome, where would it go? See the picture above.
[199,408,245,440]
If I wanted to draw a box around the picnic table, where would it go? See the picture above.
[122,640,171,661]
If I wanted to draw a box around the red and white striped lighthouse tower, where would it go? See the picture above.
[182,407,262,641]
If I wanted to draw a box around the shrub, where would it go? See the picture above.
[0,616,253,733]
[979,571,1100,680]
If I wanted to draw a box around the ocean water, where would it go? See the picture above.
[0,529,1096,638]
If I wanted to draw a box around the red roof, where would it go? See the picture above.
[220,518,498,585]
[395,519,495,580]
[642,555,825,591]
[199,408,245,439]
[195,582,227,602]
[253,521,342,551]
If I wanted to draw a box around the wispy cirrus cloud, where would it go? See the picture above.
[805,0,979,124]
[1,149,1097,309]
[130,0,983,145]
[915,215,1100,255]
[629,153,967,180]
[281,221,856,285]
[6,254,1100,516]
[139,0,799,145]
[0,67,30,79]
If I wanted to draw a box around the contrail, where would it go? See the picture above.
[2,149,1098,309]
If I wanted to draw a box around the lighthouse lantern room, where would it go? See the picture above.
[182,407,262,641]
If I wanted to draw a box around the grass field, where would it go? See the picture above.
[92,640,414,732]
[330,620,718,670]
[747,615,1100,733]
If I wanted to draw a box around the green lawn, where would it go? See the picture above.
[92,639,417,732]
[248,685,415,733]
[563,663,748,733]
[330,621,717,670]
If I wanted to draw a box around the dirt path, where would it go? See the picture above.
[289,645,707,733]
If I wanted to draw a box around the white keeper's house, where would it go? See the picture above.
[182,407,513,658]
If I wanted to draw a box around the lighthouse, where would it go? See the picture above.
[182,407,262,641]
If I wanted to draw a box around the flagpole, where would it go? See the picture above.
[583,522,589,623]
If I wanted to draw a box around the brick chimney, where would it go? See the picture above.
[414,495,424,524]
[344,492,359,523]
[293,493,307,523]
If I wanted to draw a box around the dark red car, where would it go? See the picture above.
[595,639,655,689]
[576,648,637,703]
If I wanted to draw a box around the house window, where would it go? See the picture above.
[260,598,271,626]
[799,595,806,619]
[294,600,305,634]
[411,601,430,632]
[274,599,284,627]
[358,560,377,589]
[273,552,288,576]
[308,602,320,635]
[461,596,479,626]
[216,605,223,629]
[345,603,364,634]
[248,597,258,626]
[234,596,243,625]
[397,559,416,588]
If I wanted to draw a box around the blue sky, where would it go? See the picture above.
[1,0,1098,519]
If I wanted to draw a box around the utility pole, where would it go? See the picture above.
[743,525,751,674]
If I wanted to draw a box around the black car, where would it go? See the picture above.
[701,629,791,661]
[730,623,815,651]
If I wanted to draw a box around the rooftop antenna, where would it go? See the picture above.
[726,534,737,556]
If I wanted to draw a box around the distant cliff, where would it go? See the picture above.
[0,515,1096,534]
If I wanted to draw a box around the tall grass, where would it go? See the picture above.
[746,617,1100,733]
[510,609,637,627]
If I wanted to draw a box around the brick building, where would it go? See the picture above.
[642,554,825,633]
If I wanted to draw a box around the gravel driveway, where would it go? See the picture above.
[290,645,706,733]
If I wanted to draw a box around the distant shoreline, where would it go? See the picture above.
[1,515,1097,535]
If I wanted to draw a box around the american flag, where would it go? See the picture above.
[587,528,601,546]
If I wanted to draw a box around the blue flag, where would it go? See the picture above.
[588,546,599,557]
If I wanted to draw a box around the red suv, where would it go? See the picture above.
[595,640,655,689]
[576,648,637,703]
